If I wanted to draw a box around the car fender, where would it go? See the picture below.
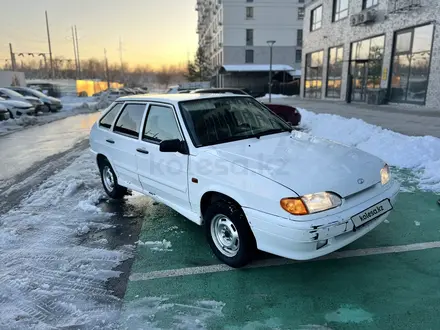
[188,153,297,219]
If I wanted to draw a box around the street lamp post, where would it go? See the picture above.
[267,40,276,103]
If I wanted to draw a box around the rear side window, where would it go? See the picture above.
[114,103,146,138]
[99,103,123,129]
[143,105,181,143]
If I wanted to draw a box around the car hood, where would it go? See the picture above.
[0,99,32,108]
[43,96,61,104]
[24,96,42,103]
[207,131,384,197]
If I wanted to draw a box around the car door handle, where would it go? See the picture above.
[106,139,115,144]
[136,148,149,154]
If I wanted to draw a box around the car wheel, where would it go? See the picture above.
[204,201,256,268]
[99,159,127,199]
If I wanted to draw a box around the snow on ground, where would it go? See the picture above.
[0,96,109,137]
[298,108,440,192]
[259,93,291,99]
[0,151,132,329]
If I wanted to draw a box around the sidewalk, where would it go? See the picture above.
[262,97,440,138]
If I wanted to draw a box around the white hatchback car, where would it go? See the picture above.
[89,94,399,268]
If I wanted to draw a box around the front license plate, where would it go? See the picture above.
[351,199,393,227]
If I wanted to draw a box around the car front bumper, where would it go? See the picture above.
[243,180,400,261]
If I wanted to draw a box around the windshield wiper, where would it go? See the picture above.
[252,128,292,139]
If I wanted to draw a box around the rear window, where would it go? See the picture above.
[99,103,123,129]
[113,103,146,138]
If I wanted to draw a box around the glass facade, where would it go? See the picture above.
[390,24,434,104]
[350,35,385,102]
[326,46,344,98]
[304,50,324,99]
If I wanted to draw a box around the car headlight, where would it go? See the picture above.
[281,192,342,216]
[381,164,390,185]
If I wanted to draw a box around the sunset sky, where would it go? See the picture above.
[0,0,198,69]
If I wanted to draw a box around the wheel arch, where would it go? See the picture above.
[200,190,244,219]
[96,153,108,169]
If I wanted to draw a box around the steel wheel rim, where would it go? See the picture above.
[103,166,115,192]
[210,214,240,257]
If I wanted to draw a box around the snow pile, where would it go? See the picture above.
[259,94,290,100]
[300,108,440,192]
[61,96,99,111]
[0,151,132,329]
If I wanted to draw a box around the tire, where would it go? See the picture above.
[204,201,256,268]
[99,158,127,199]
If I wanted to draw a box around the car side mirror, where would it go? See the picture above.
[159,139,188,154]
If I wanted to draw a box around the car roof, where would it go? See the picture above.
[194,88,247,93]
[116,93,249,103]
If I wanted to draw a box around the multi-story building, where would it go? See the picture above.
[196,0,305,91]
[301,0,440,108]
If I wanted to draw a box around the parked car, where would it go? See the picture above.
[0,97,35,118]
[192,88,301,126]
[133,87,148,94]
[89,94,399,268]
[121,88,136,95]
[0,103,10,121]
[26,81,62,98]
[105,89,129,103]
[0,87,46,113]
[8,87,62,112]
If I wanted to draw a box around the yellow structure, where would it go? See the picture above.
[76,80,124,96]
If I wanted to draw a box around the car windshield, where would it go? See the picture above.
[2,89,24,98]
[179,96,292,147]
[24,88,47,98]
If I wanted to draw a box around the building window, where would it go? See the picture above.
[296,49,302,63]
[298,7,305,20]
[245,49,254,63]
[246,0,253,2]
[333,0,349,22]
[310,6,322,31]
[246,7,254,19]
[299,0,304,3]
[297,29,303,46]
[304,50,324,98]
[246,29,253,46]
[363,0,378,9]
[350,35,385,102]
[327,46,344,98]
[390,24,434,104]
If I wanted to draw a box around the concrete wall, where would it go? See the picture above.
[301,0,440,108]
[223,46,298,67]
[223,0,303,47]
[197,0,305,72]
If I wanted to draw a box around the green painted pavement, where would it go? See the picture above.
[121,249,440,329]
[121,173,440,329]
